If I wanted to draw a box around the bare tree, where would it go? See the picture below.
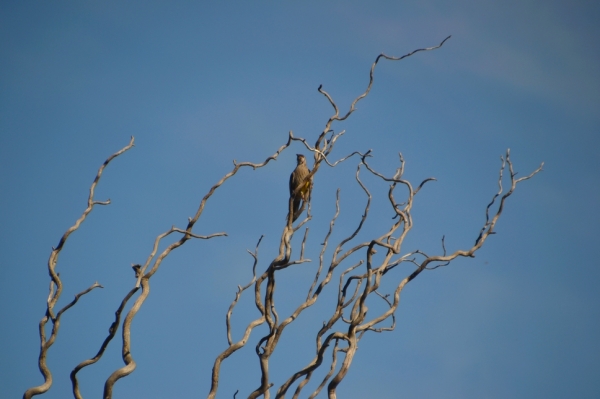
[23,37,542,399]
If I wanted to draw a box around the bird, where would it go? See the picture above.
[289,154,311,222]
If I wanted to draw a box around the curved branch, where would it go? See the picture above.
[108,137,288,396]
[315,36,451,151]
[71,286,139,399]
[23,137,134,399]
[291,134,367,167]
[103,270,147,399]
[357,151,543,334]
[226,236,263,346]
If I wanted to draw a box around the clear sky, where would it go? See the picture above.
[1,1,599,398]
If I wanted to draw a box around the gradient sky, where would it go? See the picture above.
[1,1,599,398]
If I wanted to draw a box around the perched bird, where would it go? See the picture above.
[289,154,311,222]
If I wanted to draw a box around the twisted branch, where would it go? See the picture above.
[23,137,134,399]
[105,138,292,398]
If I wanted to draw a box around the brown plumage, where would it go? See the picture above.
[289,154,311,222]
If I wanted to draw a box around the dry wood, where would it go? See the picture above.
[22,36,542,399]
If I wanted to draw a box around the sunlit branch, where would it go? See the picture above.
[226,236,263,346]
[71,285,138,399]
[307,189,341,300]
[291,133,368,167]
[314,36,451,154]
[23,137,134,399]
[306,340,340,399]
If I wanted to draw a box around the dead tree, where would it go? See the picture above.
[23,36,542,399]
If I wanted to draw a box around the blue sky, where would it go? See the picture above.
[1,1,599,398]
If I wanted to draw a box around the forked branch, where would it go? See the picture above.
[105,140,293,398]
[23,137,134,399]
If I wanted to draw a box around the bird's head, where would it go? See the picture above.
[296,154,306,164]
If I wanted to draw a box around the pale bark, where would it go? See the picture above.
[22,36,542,399]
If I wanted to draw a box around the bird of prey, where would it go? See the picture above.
[289,154,311,222]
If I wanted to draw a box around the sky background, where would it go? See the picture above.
[1,1,599,398]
